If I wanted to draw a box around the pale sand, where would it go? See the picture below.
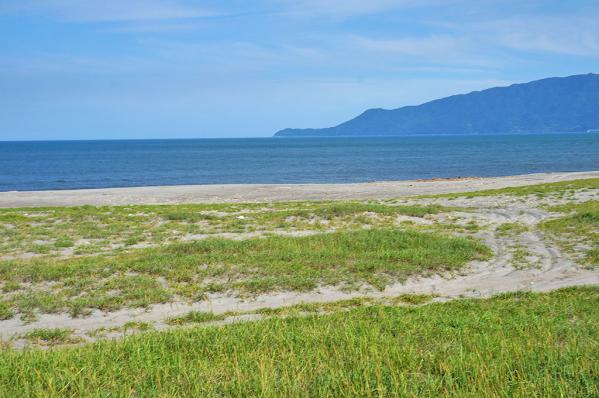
[1,170,598,208]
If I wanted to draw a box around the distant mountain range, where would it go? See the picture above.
[274,73,599,137]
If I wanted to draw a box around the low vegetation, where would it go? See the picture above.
[1,287,598,396]
[166,311,228,326]
[423,177,599,199]
[167,295,437,326]
[0,229,488,321]
[542,200,599,265]
[23,328,79,346]
[496,222,529,237]
[0,201,451,260]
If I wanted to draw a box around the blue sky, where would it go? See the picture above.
[1,0,598,140]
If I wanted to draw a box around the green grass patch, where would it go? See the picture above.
[0,302,14,320]
[1,287,598,396]
[541,200,599,265]
[24,328,79,346]
[496,222,529,237]
[0,229,489,318]
[0,201,456,259]
[255,298,376,317]
[1,281,20,293]
[510,246,536,269]
[122,321,154,332]
[54,238,74,248]
[390,293,436,305]
[422,178,599,199]
[166,311,227,326]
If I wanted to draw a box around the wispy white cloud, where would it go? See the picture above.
[351,35,464,57]
[270,0,453,19]
[480,13,599,57]
[105,22,197,33]
[346,34,505,71]
[0,0,217,22]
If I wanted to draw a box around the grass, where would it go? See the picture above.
[254,297,375,317]
[542,200,599,265]
[166,311,228,326]
[421,177,599,199]
[0,201,453,259]
[390,293,436,305]
[23,328,79,346]
[511,246,536,269]
[122,321,154,332]
[0,229,489,320]
[496,222,529,237]
[167,295,438,324]
[1,287,598,396]
[254,295,437,317]
[53,238,74,248]
[0,302,13,320]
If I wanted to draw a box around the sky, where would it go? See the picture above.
[1,0,598,140]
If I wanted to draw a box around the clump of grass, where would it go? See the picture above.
[391,293,436,305]
[1,287,599,396]
[496,222,529,237]
[124,236,142,246]
[464,220,481,232]
[163,211,220,222]
[29,244,51,254]
[255,298,375,318]
[248,296,433,319]
[166,311,227,326]
[0,302,14,320]
[586,248,599,264]
[7,275,171,322]
[54,238,74,248]
[24,328,79,346]
[1,281,20,293]
[511,246,535,269]
[309,203,447,218]
[123,321,154,332]
[541,200,598,266]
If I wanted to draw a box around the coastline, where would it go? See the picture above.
[1,170,598,208]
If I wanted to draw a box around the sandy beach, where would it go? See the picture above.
[1,170,598,208]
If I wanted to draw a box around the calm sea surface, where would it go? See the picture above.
[1,134,598,192]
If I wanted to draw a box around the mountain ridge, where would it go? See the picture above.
[274,73,599,137]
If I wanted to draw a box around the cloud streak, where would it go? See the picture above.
[269,0,456,19]
[0,0,218,22]
[488,14,599,57]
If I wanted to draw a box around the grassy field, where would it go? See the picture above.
[1,287,598,397]
[0,201,450,259]
[0,199,485,322]
[0,228,488,321]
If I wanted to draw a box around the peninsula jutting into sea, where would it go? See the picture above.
[275,73,599,137]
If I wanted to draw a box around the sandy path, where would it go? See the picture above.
[1,170,598,208]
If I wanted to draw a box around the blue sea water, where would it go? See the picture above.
[0,133,598,192]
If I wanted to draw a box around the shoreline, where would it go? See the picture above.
[1,170,598,208]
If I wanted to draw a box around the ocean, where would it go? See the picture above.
[1,133,598,192]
